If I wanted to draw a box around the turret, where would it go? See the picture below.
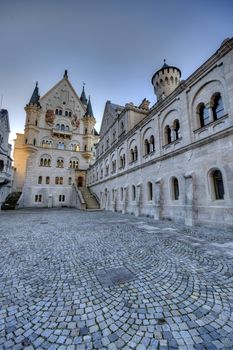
[82,96,96,161]
[24,82,41,147]
[152,60,181,101]
[80,84,88,106]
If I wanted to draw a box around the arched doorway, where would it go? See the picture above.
[77,176,83,187]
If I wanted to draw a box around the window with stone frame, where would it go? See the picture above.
[211,169,224,200]
[172,177,179,200]
[198,103,209,127]
[212,93,224,120]
[148,181,153,201]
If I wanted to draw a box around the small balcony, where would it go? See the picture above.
[52,128,72,138]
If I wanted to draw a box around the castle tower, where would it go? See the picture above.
[24,82,41,148]
[80,84,88,106]
[151,60,181,101]
[82,96,96,161]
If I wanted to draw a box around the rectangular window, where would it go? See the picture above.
[68,177,72,185]
[59,195,65,202]
[35,194,42,202]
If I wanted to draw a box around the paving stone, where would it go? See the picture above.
[0,209,233,349]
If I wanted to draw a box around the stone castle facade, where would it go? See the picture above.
[0,109,12,208]
[87,38,233,227]
[13,71,99,208]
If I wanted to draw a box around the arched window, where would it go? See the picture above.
[61,124,65,131]
[130,149,134,162]
[55,177,59,185]
[172,178,179,200]
[85,128,88,134]
[144,139,150,155]
[40,157,51,167]
[121,122,124,133]
[65,111,68,117]
[121,187,124,201]
[35,120,38,126]
[38,176,42,184]
[150,135,155,152]
[65,125,69,131]
[198,103,209,127]
[59,109,62,115]
[46,176,50,184]
[69,111,72,117]
[134,146,138,161]
[25,138,28,144]
[165,126,172,144]
[57,158,64,168]
[132,185,136,201]
[56,123,60,130]
[148,181,153,201]
[0,160,4,172]
[84,145,87,152]
[58,142,65,150]
[212,170,224,200]
[33,139,36,146]
[69,159,79,169]
[55,109,59,115]
[173,119,180,140]
[212,93,224,120]
[59,177,63,185]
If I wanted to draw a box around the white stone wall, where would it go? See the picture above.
[0,110,12,207]
[88,39,233,227]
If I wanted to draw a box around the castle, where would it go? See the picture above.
[11,38,233,226]
[13,71,99,208]
[87,38,233,227]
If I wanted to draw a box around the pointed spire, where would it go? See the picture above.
[63,69,68,79]
[80,83,88,106]
[85,96,94,117]
[28,82,40,106]
[162,59,168,68]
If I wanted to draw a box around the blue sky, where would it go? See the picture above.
[0,0,232,142]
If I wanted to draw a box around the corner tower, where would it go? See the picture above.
[152,60,181,101]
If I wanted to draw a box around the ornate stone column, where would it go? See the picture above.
[184,172,195,226]
[135,183,142,217]
[206,102,214,123]
[122,186,128,214]
[154,178,163,220]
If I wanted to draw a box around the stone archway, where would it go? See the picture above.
[77,176,83,187]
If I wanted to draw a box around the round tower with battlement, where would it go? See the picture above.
[152,60,181,101]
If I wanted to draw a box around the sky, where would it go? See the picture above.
[0,0,232,144]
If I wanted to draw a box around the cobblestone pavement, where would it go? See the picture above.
[0,209,233,350]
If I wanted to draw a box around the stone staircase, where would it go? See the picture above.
[79,187,100,210]
[1,192,22,210]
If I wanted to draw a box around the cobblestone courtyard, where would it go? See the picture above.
[0,209,233,350]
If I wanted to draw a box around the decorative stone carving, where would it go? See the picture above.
[71,114,80,129]
[139,98,150,110]
[45,110,55,125]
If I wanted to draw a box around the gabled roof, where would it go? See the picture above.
[99,100,124,137]
[40,72,87,114]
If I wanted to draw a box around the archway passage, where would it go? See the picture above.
[77,177,84,187]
